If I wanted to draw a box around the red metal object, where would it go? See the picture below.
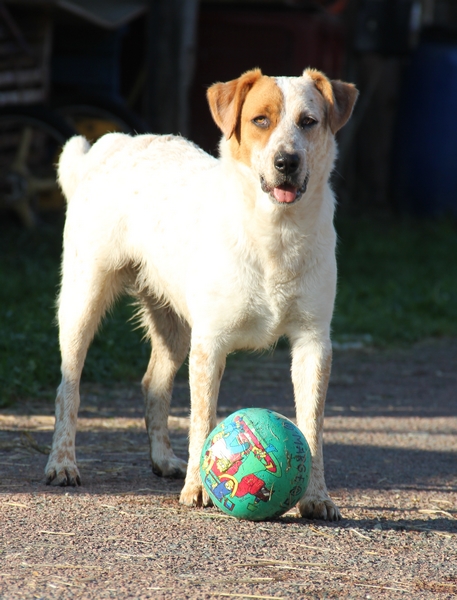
[317,0,349,15]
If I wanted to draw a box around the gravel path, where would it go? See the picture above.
[1,340,456,599]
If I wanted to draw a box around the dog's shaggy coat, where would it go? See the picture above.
[46,68,357,520]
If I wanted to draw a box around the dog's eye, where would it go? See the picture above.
[300,116,317,129]
[252,116,270,129]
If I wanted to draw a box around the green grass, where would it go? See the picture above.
[333,217,457,344]
[1,214,456,405]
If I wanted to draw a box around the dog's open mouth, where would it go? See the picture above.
[261,173,309,205]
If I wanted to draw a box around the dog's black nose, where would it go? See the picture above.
[274,152,300,175]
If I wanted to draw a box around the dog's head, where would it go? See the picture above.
[207,68,358,206]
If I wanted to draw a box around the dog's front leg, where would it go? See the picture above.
[45,379,81,486]
[179,341,225,507]
[290,333,341,521]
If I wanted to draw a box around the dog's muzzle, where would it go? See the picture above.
[261,172,310,205]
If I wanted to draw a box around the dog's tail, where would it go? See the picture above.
[57,135,91,201]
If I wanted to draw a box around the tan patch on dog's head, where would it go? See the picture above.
[306,68,358,134]
[207,69,262,139]
[207,69,284,166]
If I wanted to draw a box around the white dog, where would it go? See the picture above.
[46,68,357,520]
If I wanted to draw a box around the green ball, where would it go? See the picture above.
[200,408,311,521]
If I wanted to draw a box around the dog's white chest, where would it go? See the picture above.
[219,268,303,351]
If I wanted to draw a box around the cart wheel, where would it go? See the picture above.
[0,105,76,227]
[53,95,149,142]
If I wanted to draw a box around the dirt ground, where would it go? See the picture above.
[1,339,456,599]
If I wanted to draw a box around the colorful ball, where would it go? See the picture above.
[200,408,311,521]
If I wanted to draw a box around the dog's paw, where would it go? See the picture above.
[298,494,341,521]
[179,482,212,507]
[45,462,81,487]
[151,454,187,479]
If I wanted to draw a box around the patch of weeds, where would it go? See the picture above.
[333,217,457,345]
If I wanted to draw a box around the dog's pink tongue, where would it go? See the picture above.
[273,184,297,204]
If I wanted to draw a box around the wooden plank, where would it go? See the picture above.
[0,88,45,106]
[0,68,43,88]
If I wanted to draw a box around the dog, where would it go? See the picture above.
[45,68,357,521]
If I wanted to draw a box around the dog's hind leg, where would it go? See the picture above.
[45,262,124,486]
[139,298,190,478]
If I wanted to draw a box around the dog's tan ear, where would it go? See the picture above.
[207,69,263,139]
[306,69,358,134]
